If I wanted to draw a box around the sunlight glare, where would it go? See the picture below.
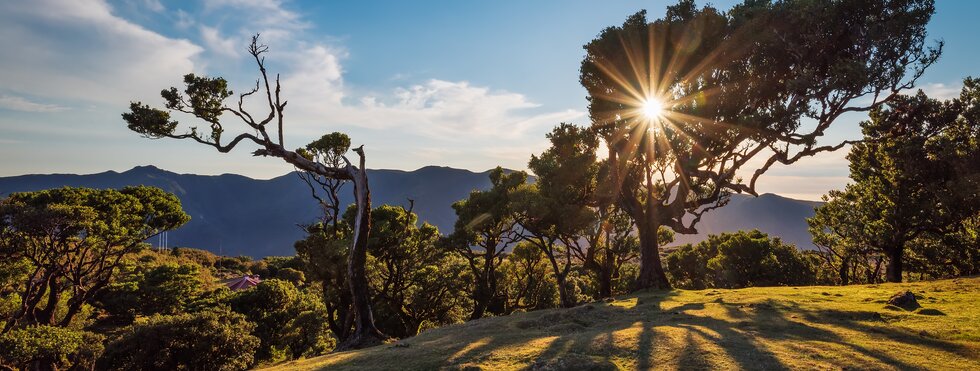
[642,99,664,119]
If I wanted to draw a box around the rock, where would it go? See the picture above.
[886,290,921,310]
[915,308,946,316]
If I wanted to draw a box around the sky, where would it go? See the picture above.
[0,0,977,201]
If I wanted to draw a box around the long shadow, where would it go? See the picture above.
[309,290,975,370]
[800,308,978,359]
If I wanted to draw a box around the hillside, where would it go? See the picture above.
[265,278,980,370]
[0,166,822,257]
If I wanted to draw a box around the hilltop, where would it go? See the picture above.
[265,277,980,370]
[0,166,821,257]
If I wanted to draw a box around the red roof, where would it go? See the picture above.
[223,275,262,291]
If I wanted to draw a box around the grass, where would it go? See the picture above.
[263,277,980,370]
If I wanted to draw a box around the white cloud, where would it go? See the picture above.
[0,0,202,105]
[919,82,962,100]
[200,26,239,57]
[201,0,309,44]
[0,94,67,113]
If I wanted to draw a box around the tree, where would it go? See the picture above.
[809,81,980,282]
[230,279,331,362]
[0,186,188,331]
[121,35,385,349]
[294,223,355,342]
[0,325,103,371]
[99,309,259,371]
[357,204,470,338]
[500,242,559,312]
[580,0,941,289]
[138,263,207,316]
[513,124,600,308]
[446,167,524,319]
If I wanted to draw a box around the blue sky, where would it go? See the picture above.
[0,0,977,200]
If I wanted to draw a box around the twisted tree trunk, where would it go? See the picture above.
[335,147,387,351]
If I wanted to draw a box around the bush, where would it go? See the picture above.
[99,309,259,370]
[666,230,817,289]
[0,325,103,370]
[171,247,219,268]
[139,263,206,315]
[230,279,331,362]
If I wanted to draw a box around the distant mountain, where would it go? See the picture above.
[0,166,821,257]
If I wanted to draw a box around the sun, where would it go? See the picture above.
[642,98,664,119]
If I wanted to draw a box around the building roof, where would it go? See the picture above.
[223,275,261,291]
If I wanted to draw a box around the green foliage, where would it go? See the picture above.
[666,230,816,289]
[139,263,207,315]
[579,0,941,290]
[809,79,980,282]
[171,247,219,268]
[100,309,258,371]
[446,166,526,319]
[123,102,179,138]
[230,279,331,362]
[0,325,103,370]
[513,124,601,307]
[0,186,189,328]
[357,204,471,337]
[294,222,352,340]
[300,132,351,165]
[500,242,559,312]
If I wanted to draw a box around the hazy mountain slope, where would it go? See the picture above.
[672,193,822,249]
[0,166,821,257]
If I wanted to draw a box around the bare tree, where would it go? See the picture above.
[121,35,386,349]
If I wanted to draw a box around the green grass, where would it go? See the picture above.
[264,277,980,370]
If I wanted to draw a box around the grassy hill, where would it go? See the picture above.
[264,277,980,370]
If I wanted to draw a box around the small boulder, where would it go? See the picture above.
[886,290,921,310]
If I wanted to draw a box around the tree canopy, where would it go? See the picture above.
[579,0,941,289]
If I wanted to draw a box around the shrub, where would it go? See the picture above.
[0,325,103,370]
[666,230,817,289]
[99,310,259,370]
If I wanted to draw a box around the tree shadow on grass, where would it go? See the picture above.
[302,291,975,370]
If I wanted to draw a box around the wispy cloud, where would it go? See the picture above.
[200,25,240,58]
[0,0,203,105]
[0,94,67,113]
[919,82,962,100]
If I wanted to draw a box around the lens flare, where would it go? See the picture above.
[642,99,664,119]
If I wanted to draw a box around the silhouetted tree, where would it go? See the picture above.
[580,0,941,289]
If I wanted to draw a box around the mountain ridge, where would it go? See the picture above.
[0,166,822,257]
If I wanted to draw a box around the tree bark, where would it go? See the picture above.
[335,149,387,351]
[839,258,850,286]
[635,220,671,290]
[885,246,904,283]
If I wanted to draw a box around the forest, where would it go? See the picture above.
[1,0,978,370]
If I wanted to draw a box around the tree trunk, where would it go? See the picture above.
[555,271,575,308]
[636,220,671,290]
[470,280,489,320]
[885,246,904,283]
[839,258,850,286]
[598,265,613,299]
[335,152,387,351]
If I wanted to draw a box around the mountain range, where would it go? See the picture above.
[0,166,821,257]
